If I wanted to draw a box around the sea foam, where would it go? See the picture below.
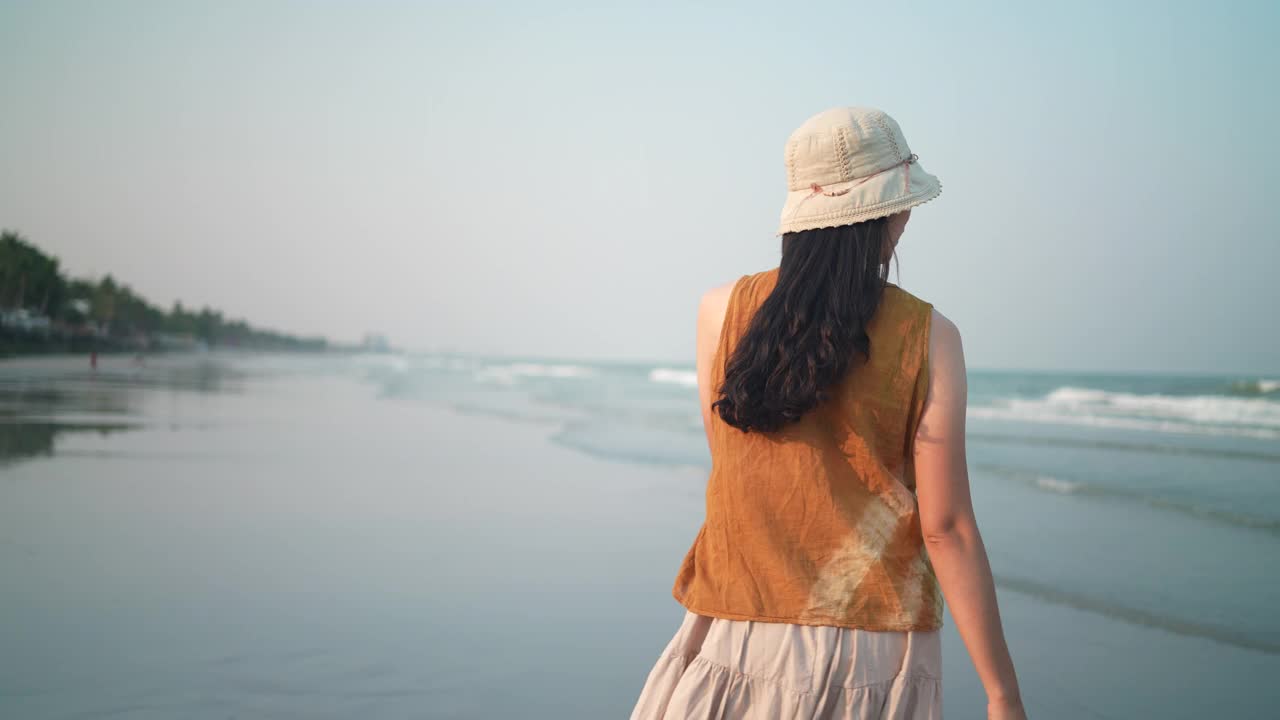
[473,362,597,385]
[649,367,698,388]
[970,385,1280,440]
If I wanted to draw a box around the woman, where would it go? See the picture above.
[630,107,1026,719]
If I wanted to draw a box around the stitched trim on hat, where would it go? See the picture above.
[779,180,942,234]
[834,127,854,182]
[790,178,940,221]
[873,113,906,164]
[786,139,799,189]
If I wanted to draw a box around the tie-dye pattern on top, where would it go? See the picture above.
[672,266,944,632]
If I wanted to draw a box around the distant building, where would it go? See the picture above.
[362,333,391,352]
[1,308,52,335]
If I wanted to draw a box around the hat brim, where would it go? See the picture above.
[777,160,942,235]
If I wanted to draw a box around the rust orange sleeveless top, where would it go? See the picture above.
[673,266,944,632]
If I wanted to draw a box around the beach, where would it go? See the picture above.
[1,352,1277,718]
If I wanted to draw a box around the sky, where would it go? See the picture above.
[1,0,1276,374]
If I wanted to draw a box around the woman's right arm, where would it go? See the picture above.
[913,308,1027,720]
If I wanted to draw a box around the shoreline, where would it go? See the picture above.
[0,358,1276,718]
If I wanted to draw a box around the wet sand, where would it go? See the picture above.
[0,353,1275,718]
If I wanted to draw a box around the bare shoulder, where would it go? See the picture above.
[695,277,742,395]
[698,277,739,326]
[929,307,962,349]
[926,307,967,393]
[701,277,738,308]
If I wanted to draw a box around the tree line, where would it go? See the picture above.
[0,229,328,353]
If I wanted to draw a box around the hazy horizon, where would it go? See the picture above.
[2,1,1276,376]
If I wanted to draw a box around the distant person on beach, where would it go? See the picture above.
[630,107,1025,719]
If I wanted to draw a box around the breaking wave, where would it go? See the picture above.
[971,385,1280,440]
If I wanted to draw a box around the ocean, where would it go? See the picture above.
[1,351,1277,718]
[369,353,1280,648]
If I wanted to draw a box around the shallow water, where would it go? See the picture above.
[1,352,1277,718]
[363,351,1280,654]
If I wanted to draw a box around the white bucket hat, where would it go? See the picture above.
[778,106,942,235]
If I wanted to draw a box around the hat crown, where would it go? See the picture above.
[785,107,912,192]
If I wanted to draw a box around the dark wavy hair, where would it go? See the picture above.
[710,217,897,433]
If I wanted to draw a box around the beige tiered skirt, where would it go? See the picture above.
[630,610,943,719]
